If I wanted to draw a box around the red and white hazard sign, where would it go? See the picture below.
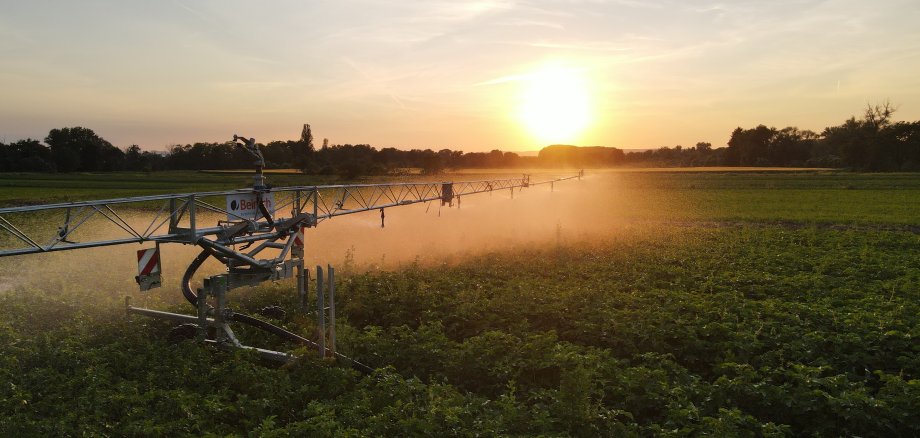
[137,247,161,276]
[136,246,162,291]
[293,227,305,248]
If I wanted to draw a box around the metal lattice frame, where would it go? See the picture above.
[0,174,579,258]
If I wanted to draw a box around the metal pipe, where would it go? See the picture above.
[224,228,279,245]
[0,235,181,257]
[197,239,268,268]
[203,339,293,363]
[0,188,258,214]
[127,306,215,325]
[319,196,441,220]
[0,177,546,214]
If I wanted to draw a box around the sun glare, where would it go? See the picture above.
[518,65,592,145]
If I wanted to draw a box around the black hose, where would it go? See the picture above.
[182,248,211,305]
[257,193,274,227]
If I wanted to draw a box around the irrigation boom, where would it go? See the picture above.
[0,136,583,364]
[0,176,575,258]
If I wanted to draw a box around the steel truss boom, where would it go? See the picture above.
[2,163,583,363]
[0,174,580,258]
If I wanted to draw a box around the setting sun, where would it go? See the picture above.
[518,65,592,145]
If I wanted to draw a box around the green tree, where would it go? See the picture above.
[296,124,315,169]
[726,125,776,166]
[0,139,55,171]
[45,127,123,172]
[822,103,898,170]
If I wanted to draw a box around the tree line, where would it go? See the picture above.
[540,103,920,171]
[3,104,919,174]
[0,125,527,176]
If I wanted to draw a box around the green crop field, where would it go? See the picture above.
[1,169,919,436]
[0,171,343,206]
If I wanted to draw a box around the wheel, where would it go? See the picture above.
[258,305,286,320]
[167,323,199,344]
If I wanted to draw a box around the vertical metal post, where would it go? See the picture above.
[312,189,318,222]
[328,265,336,357]
[297,259,306,311]
[188,195,196,243]
[196,284,208,342]
[168,198,178,232]
[294,190,301,216]
[303,269,310,312]
[213,275,228,343]
[293,190,306,312]
[316,265,325,358]
[213,279,225,323]
[551,181,554,192]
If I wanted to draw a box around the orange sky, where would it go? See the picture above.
[1,1,919,152]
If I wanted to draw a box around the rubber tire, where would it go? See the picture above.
[167,323,199,344]
[258,305,286,320]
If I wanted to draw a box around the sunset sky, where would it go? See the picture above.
[1,0,919,152]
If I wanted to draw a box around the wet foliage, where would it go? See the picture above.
[2,224,919,436]
[2,171,920,436]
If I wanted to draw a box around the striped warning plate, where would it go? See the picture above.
[294,227,305,248]
[137,247,160,276]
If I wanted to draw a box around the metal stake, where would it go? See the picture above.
[188,195,196,243]
[316,265,325,358]
[196,286,208,342]
[328,265,336,357]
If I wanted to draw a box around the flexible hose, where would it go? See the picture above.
[182,248,211,305]
[257,193,274,227]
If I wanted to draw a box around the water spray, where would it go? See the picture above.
[0,135,583,365]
